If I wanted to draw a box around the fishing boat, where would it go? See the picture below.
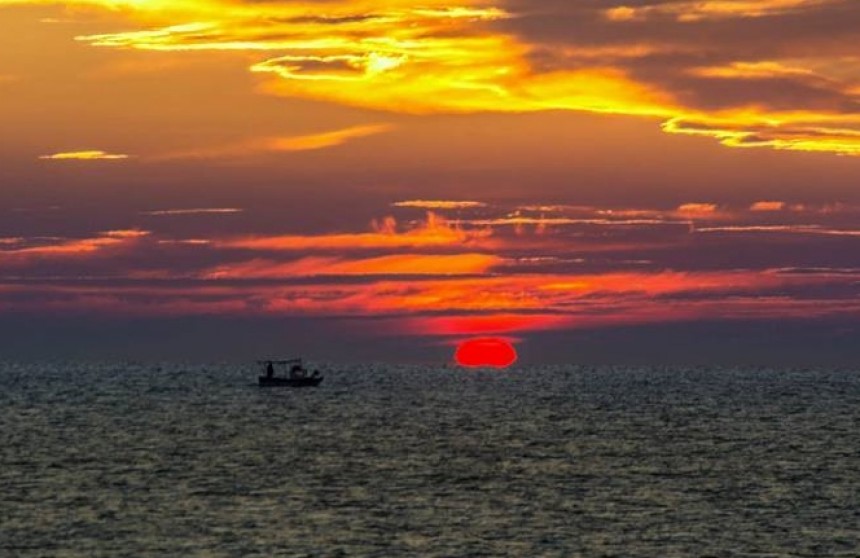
[258,358,323,387]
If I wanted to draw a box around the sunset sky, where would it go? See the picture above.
[2,0,860,363]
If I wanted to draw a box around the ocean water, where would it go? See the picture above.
[1,363,858,557]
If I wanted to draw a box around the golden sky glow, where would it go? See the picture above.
[3,0,859,155]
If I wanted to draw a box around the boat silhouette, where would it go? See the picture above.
[258,358,323,387]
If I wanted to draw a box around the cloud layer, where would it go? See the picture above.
[0,0,860,155]
[15,0,852,155]
[3,201,860,340]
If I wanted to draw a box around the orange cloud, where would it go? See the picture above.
[340,271,787,315]
[392,200,488,210]
[4,195,860,345]
[688,61,818,80]
[220,212,494,251]
[203,253,502,279]
[750,201,787,212]
[676,203,719,215]
[4,269,852,335]
[399,313,576,336]
[156,124,392,159]
[8,279,859,327]
[451,216,688,227]
[266,124,393,151]
[0,229,149,259]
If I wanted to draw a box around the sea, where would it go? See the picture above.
[1,362,858,557]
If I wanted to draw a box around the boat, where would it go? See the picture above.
[258,358,323,387]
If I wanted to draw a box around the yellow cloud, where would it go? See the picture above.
[68,1,673,117]
[8,0,860,156]
[662,114,860,156]
[39,150,130,160]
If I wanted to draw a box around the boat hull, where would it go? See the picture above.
[258,376,323,387]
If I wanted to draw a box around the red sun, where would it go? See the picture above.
[455,337,518,368]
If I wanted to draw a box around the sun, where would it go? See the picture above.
[455,337,518,368]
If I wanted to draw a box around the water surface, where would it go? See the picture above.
[2,363,858,556]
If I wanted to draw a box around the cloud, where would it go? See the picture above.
[4,200,860,338]
[267,124,393,151]
[156,124,392,159]
[676,203,719,215]
[43,0,860,155]
[220,212,494,251]
[157,239,212,246]
[604,0,840,23]
[450,216,690,228]
[695,224,860,236]
[397,313,577,336]
[203,253,502,279]
[662,117,860,156]
[4,269,856,333]
[750,201,787,212]
[141,208,244,216]
[392,200,488,210]
[69,2,671,120]
[38,150,130,160]
[0,229,149,259]
[771,266,860,276]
